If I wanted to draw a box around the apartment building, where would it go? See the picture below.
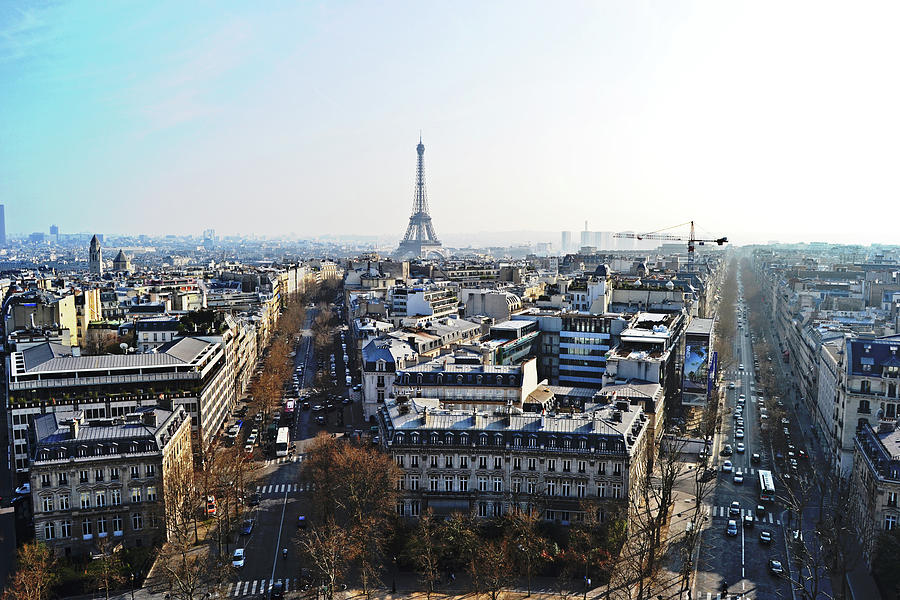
[852,422,900,568]
[377,397,650,523]
[29,406,192,556]
[7,337,230,478]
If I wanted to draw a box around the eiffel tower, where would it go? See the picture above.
[397,136,442,258]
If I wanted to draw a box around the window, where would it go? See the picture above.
[131,488,142,503]
[132,513,143,531]
[493,477,503,492]
[57,472,68,486]
[41,497,54,512]
[888,492,898,508]
[598,483,606,498]
[410,455,419,468]
[612,483,622,499]
[444,476,454,492]
[430,455,438,468]
[61,520,72,538]
[410,476,419,491]
[410,501,420,517]
[527,481,536,494]
[82,519,92,537]
[377,390,385,402]
[147,487,157,502]
[145,464,155,477]
[577,481,586,498]
[599,462,607,474]
[459,477,469,492]
[528,436,537,448]
[40,473,51,488]
[548,459,556,472]
[445,455,453,468]
[512,478,522,493]
[112,490,122,506]
[494,457,503,469]
[58,494,69,510]
[479,434,488,446]
[429,476,439,491]
[377,375,385,387]
[613,462,622,476]
[80,470,89,484]
[578,460,586,474]
[479,456,488,469]
[563,460,571,473]
[528,458,536,471]
[96,492,106,507]
[460,434,469,446]
[478,502,488,517]
[396,502,405,516]
[478,477,488,492]
[859,400,871,414]
[396,455,405,467]
[80,492,91,509]
[460,456,468,469]
[97,516,108,536]
[95,469,104,482]
[513,457,521,471]
[397,477,405,491]
[130,466,140,479]
[547,481,556,496]
[44,522,55,540]
[113,515,123,535]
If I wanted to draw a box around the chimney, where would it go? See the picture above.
[142,411,157,428]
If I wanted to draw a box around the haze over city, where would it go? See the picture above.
[3,1,899,245]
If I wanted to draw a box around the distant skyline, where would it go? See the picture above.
[2,2,899,246]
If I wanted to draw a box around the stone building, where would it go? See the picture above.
[29,406,192,556]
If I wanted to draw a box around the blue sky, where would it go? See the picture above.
[2,2,899,245]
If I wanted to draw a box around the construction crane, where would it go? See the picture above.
[613,220,727,272]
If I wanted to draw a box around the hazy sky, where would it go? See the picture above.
[2,2,899,245]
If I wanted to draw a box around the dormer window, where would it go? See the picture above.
[496,375,503,385]
[457,375,464,384]
[460,433,469,445]
[430,433,439,445]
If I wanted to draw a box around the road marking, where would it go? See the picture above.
[250,580,257,595]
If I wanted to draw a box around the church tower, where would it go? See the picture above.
[89,235,103,276]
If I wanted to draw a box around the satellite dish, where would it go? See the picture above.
[119,343,128,351]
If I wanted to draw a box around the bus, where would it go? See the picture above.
[275,427,290,457]
[758,469,776,502]
[283,400,295,424]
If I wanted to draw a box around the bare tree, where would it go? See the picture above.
[296,522,358,600]
[468,537,515,600]
[406,509,443,600]
[86,536,127,600]
[1,542,57,600]
[155,538,233,600]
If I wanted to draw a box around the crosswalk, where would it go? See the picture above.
[264,455,301,466]
[255,482,312,495]
[695,594,751,600]
[710,504,780,524]
[229,578,305,597]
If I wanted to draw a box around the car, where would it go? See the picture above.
[726,520,738,536]
[739,394,746,401]
[743,514,753,527]
[781,417,790,425]
[247,434,258,445]
[244,443,254,454]
[297,515,307,529]
[232,548,245,568]
[316,416,326,425]
[751,453,761,464]
[241,519,254,535]
[736,419,744,428]
[760,413,769,420]
[728,382,736,389]
[736,443,746,453]
[783,428,790,436]
[735,429,744,439]
[342,397,351,405]
[273,411,281,421]
[353,384,362,392]
[739,364,745,370]
[722,444,733,456]
[759,530,772,544]
[302,401,310,410]
[14,483,30,495]
[313,405,324,412]
[722,461,733,473]
[250,427,259,437]
[798,449,808,460]
[248,493,260,506]
[756,504,766,516]
[269,581,284,600]
[254,413,263,423]
[729,501,740,516]
[733,472,744,484]
[769,559,784,576]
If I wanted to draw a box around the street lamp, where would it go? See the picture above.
[391,555,397,593]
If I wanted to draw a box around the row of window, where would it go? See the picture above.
[39,486,157,512]
[39,465,155,488]
[41,512,152,540]
[397,454,623,475]
[398,474,622,498]
[38,442,157,462]
[393,433,625,452]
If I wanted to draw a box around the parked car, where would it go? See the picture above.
[769,559,784,576]
[14,483,30,495]
[241,520,254,535]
